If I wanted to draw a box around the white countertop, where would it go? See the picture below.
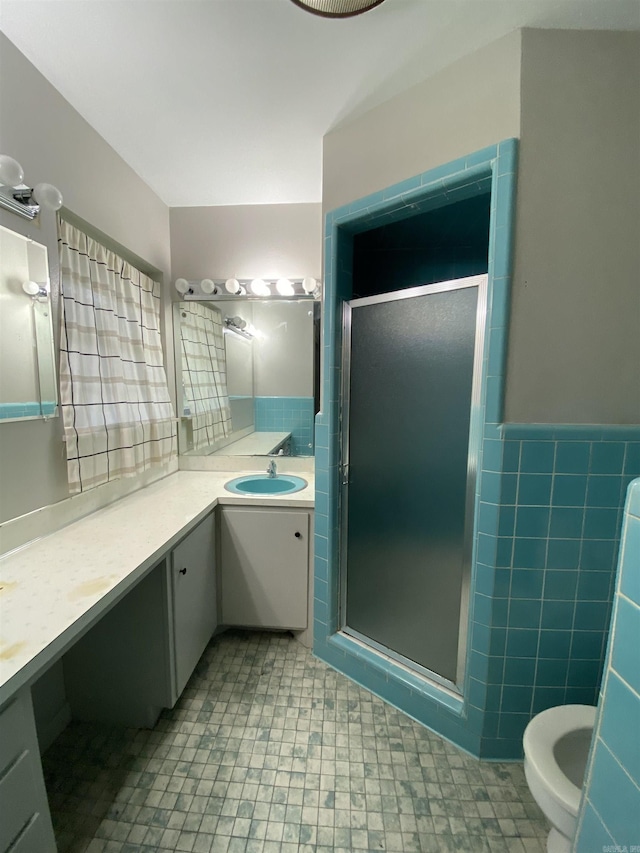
[0,470,314,708]
[209,431,291,456]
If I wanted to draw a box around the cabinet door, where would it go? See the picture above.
[64,562,172,728]
[220,509,309,630]
[172,513,217,696]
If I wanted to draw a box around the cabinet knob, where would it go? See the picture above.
[295,531,302,539]
[179,567,187,575]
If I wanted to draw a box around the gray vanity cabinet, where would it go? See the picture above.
[63,561,174,728]
[63,511,217,726]
[0,690,56,853]
[170,512,217,697]
[220,507,309,630]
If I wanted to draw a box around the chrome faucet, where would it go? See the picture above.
[266,460,277,478]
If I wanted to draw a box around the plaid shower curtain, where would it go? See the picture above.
[178,302,232,450]
[58,218,176,493]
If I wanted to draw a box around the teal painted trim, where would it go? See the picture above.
[501,423,640,441]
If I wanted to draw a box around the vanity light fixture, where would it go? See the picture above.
[22,280,48,298]
[175,277,321,299]
[225,278,242,295]
[276,278,295,296]
[174,278,193,295]
[250,278,271,296]
[289,0,386,17]
[0,154,63,221]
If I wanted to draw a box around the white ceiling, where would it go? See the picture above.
[2,0,638,207]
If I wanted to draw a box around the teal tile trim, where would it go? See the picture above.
[329,632,464,714]
[0,401,57,419]
[315,139,519,759]
[575,482,640,851]
[501,423,640,442]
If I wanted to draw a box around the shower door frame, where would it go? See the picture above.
[339,274,488,693]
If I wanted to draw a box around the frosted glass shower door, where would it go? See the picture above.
[341,276,485,686]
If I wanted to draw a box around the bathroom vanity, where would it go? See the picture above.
[0,470,314,853]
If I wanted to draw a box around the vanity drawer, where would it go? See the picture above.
[0,690,56,853]
[0,750,37,851]
[0,699,25,774]
[6,813,53,853]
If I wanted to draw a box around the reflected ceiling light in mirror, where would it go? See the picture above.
[224,315,254,339]
[175,278,193,295]
[250,278,270,296]
[0,154,63,220]
[276,278,295,296]
[302,277,317,294]
[200,278,217,294]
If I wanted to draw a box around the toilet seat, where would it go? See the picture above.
[523,704,597,815]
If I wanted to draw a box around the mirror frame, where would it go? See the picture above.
[0,206,60,423]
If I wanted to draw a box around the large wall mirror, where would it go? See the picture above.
[175,297,319,458]
[0,224,57,421]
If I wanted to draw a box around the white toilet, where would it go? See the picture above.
[523,704,597,853]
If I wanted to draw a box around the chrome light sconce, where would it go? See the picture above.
[290,0,386,17]
[22,280,49,299]
[0,155,63,221]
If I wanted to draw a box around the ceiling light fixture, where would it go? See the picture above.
[289,0,386,18]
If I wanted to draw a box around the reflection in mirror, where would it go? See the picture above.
[0,224,57,421]
[176,298,316,457]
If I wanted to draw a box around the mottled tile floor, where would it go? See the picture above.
[43,630,548,852]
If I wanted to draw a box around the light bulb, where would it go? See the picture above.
[33,182,63,211]
[225,278,241,294]
[302,277,317,294]
[22,280,41,296]
[0,155,24,188]
[200,279,216,294]
[175,278,190,294]
[276,278,294,296]
[250,278,270,296]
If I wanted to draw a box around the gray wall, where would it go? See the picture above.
[170,203,322,280]
[322,30,522,214]
[322,28,640,426]
[507,29,640,424]
[0,34,172,524]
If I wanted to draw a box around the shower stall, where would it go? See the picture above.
[339,273,487,691]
